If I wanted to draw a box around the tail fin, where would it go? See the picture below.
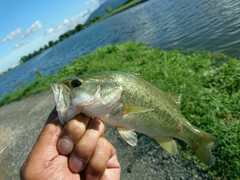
[191,131,220,166]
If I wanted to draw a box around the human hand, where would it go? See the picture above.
[20,108,121,180]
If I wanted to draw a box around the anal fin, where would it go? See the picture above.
[154,136,178,155]
[117,127,137,146]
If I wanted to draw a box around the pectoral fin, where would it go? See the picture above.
[154,136,178,155]
[117,127,137,146]
[123,105,154,116]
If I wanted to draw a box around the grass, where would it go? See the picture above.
[0,42,239,179]
[101,0,141,21]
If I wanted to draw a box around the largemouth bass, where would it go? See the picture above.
[51,71,220,166]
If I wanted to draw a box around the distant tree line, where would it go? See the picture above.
[20,15,101,64]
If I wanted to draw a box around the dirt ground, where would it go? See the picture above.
[0,91,211,180]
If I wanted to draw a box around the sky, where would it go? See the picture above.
[0,0,104,73]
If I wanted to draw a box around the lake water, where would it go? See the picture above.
[1,0,240,98]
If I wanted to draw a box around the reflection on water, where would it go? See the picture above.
[0,0,240,98]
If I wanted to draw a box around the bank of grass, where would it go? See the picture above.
[0,42,239,179]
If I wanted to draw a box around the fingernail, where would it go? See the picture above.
[57,136,74,155]
[70,156,83,173]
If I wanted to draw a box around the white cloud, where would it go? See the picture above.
[85,0,106,4]
[27,39,33,44]
[43,10,91,37]
[63,12,89,30]
[63,19,70,25]
[15,43,24,48]
[44,27,55,35]
[43,5,100,37]
[85,0,98,4]
[2,28,22,43]
[44,25,63,36]
[23,20,43,38]
[14,39,32,48]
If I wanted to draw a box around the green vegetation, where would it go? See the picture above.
[0,42,239,179]
[100,0,140,22]
[105,6,112,13]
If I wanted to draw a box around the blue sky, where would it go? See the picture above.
[0,0,103,73]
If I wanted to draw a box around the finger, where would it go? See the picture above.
[20,121,62,177]
[85,137,117,180]
[68,118,105,173]
[100,150,121,180]
[57,113,91,155]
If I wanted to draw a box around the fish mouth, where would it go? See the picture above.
[51,83,81,125]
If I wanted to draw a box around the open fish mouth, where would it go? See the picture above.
[51,83,81,125]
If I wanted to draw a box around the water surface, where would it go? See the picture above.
[1,0,240,98]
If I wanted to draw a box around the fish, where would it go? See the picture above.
[51,71,220,166]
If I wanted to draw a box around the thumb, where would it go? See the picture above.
[21,121,62,175]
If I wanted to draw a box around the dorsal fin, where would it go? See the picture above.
[167,92,182,108]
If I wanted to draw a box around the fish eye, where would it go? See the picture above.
[71,79,82,88]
